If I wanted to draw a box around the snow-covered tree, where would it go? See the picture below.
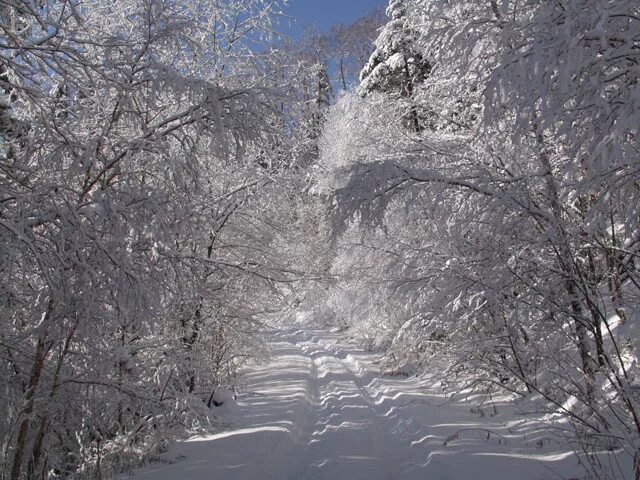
[0,1,310,477]
[359,0,430,97]
[322,0,640,477]
[331,8,386,90]
[358,0,430,131]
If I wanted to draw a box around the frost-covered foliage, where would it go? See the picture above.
[0,1,309,478]
[357,0,431,133]
[322,0,640,477]
[359,0,430,98]
[331,8,386,91]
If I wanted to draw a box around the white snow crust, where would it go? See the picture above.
[123,327,584,480]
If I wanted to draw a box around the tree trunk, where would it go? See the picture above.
[339,58,347,91]
[27,314,80,477]
[11,299,54,480]
[536,132,596,405]
[26,417,49,480]
[401,55,421,133]
[502,313,532,393]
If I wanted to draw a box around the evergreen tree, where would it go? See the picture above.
[305,62,332,144]
[358,0,430,131]
[298,25,333,147]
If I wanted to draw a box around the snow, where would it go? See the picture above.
[121,326,585,480]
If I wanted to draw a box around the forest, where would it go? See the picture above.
[0,0,639,478]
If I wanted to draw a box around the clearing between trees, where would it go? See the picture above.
[124,324,588,480]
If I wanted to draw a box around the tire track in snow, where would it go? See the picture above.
[295,331,400,480]
[123,327,582,480]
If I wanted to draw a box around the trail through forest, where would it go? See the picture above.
[124,326,582,480]
[2,1,638,478]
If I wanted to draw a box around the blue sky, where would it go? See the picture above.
[280,0,388,38]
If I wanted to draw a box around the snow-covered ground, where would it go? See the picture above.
[122,327,583,480]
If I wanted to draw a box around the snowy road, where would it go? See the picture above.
[124,327,579,480]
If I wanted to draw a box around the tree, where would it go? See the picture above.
[0,1,308,477]
[331,8,386,90]
[296,27,333,154]
[358,0,430,131]
[321,0,640,477]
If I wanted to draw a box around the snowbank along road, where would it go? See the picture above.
[124,327,581,480]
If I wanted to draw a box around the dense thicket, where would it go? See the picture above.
[0,1,320,477]
[320,0,640,477]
